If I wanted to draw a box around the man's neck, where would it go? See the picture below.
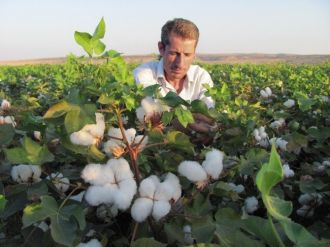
[165,75,186,94]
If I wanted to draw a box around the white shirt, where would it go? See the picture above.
[133,58,215,108]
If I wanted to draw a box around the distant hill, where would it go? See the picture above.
[1,54,329,66]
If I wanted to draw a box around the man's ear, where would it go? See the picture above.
[158,41,165,56]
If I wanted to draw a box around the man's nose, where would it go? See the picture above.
[175,54,185,68]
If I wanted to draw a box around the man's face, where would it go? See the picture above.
[158,32,196,83]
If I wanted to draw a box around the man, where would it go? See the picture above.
[133,18,216,135]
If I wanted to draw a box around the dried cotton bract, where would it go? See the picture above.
[178,149,224,189]
[11,164,41,183]
[131,173,181,222]
[70,113,105,146]
[82,158,137,211]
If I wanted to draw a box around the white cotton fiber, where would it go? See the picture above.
[131,197,153,222]
[106,158,134,181]
[84,184,117,206]
[152,200,171,221]
[81,163,114,185]
[70,131,95,146]
[135,106,145,123]
[76,238,102,247]
[202,149,224,179]
[178,161,207,182]
[139,175,160,198]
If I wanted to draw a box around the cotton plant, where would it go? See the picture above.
[283,99,295,108]
[253,126,269,148]
[11,164,42,183]
[296,193,323,218]
[70,113,105,146]
[0,99,11,110]
[131,172,181,222]
[82,158,137,211]
[270,118,285,129]
[178,149,224,189]
[103,127,148,157]
[269,137,288,151]
[46,172,70,193]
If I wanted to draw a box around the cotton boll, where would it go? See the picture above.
[244,196,258,214]
[47,173,70,192]
[152,200,171,221]
[30,165,42,182]
[1,99,11,110]
[131,197,153,222]
[81,113,105,139]
[134,135,148,150]
[265,87,272,96]
[260,90,268,98]
[11,164,33,183]
[136,106,145,123]
[85,184,117,206]
[81,163,115,186]
[284,99,295,108]
[178,161,207,182]
[154,173,181,201]
[139,175,160,198]
[33,131,41,141]
[283,164,294,178]
[276,138,288,151]
[202,149,224,180]
[125,128,137,145]
[70,131,95,146]
[163,173,181,201]
[228,183,245,193]
[270,118,285,129]
[107,127,123,141]
[36,221,49,232]
[103,140,121,155]
[296,205,314,218]
[76,239,102,247]
[106,158,134,182]
[4,116,16,127]
[114,179,137,210]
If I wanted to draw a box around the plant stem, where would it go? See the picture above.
[268,214,285,247]
[130,222,139,245]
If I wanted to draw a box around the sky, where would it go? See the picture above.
[0,0,329,61]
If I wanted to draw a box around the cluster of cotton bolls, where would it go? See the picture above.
[135,96,170,123]
[260,87,272,99]
[0,115,16,127]
[297,193,323,218]
[244,196,259,214]
[283,99,295,108]
[178,149,224,189]
[282,163,295,178]
[81,158,137,211]
[70,113,105,146]
[11,164,42,183]
[103,127,148,157]
[269,137,288,151]
[46,172,70,193]
[76,239,102,247]
[253,126,269,148]
[131,173,181,222]
[270,118,285,129]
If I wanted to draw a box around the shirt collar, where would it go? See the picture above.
[156,57,194,84]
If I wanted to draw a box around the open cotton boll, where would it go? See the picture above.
[134,135,148,150]
[131,197,153,222]
[163,173,181,201]
[125,128,137,144]
[154,173,181,201]
[106,158,134,181]
[228,183,245,193]
[108,127,123,142]
[284,99,295,108]
[85,184,117,206]
[30,165,42,182]
[33,131,41,141]
[202,149,224,180]
[81,113,105,138]
[283,163,294,178]
[114,179,137,210]
[47,173,70,192]
[178,161,207,182]
[265,87,272,96]
[276,138,288,151]
[260,90,268,98]
[152,200,171,221]
[70,131,96,146]
[85,163,115,186]
[270,118,285,129]
[1,99,11,110]
[11,164,33,183]
[4,116,16,127]
[136,106,145,123]
[139,175,160,198]
[244,196,259,214]
[76,238,102,247]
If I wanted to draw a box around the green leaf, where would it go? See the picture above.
[64,104,96,133]
[122,94,136,111]
[132,238,166,247]
[161,111,174,126]
[164,221,185,244]
[143,84,160,97]
[92,39,106,55]
[174,107,194,128]
[0,194,7,213]
[74,31,93,57]
[50,216,77,247]
[256,145,283,195]
[43,100,72,119]
[165,131,194,154]
[299,178,326,193]
[191,100,209,115]
[295,92,316,112]
[161,92,189,107]
[265,196,292,220]
[0,124,15,146]
[191,215,216,243]
[93,17,105,39]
